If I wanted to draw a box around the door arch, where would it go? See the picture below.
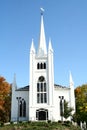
[36,108,48,120]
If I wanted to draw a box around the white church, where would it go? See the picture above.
[11,11,75,122]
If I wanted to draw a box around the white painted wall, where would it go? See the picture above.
[11,86,29,121]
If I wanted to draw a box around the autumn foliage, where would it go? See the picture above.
[0,76,11,122]
[73,84,87,123]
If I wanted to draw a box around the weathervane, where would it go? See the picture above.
[40,7,45,15]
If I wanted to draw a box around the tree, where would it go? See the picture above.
[75,84,87,123]
[0,76,11,122]
[63,100,73,120]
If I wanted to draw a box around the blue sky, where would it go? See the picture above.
[0,0,87,88]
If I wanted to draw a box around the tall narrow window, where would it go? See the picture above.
[23,101,26,117]
[37,83,39,92]
[44,63,46,69]
[41,93,43,103]
[19,99,26,117]
[41,63,43,69]
[37,93,39,103]
[44,83,46,92]
[44,93,47,103]
[41,83,43,92]
[37,62,46,69]
[37,63,39,69]
[37,76,47,103]
[20,100,22,117]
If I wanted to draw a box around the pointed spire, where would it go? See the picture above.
[12,73,17,89]
[69,71,74,87]
[48,38,53,52]
[30,39,35,53]
[69,71,75,112]
[37,10,47,56]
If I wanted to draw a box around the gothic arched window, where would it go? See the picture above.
[41,63,43,69]
[19,99,26,117]
[37,62,46,70]
[20,100,22,117]
[23,100,26,117]
[37,63,39,69]
[44,63,46,69]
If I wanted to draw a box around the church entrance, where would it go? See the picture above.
[36,109,48,120]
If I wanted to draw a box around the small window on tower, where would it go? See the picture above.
[37,62,46,69]
[41,63,43,69]
[37,63,39,69]
[44,63,46,69]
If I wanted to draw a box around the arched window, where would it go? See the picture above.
[41,63,43,69]
[19,100,22,117]
[23,100,26,117]
[19,99,26,117]
[37,62,46,69]
[37,76,47,103]
[37,63,39,69]
[44,63,46,69]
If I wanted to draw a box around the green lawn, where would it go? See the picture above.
[0,121,81,130]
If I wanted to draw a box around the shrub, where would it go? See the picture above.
[63,121,71,127]
[51,122,58,125]
[27,121,31,124]
[10,121,14,125]
[0,122,4,127]
[19,121,22,124]
[47,120,51,123]
[58,120,62,123]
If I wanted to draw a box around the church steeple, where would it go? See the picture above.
[37,9,47,56]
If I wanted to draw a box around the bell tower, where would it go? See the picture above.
[29,9,54,121]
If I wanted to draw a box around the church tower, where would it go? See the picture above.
[11,9,75,122]
[29,10,54,121]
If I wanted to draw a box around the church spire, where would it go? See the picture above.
[69,71,74,87]
[30,39,35,53]
[48,38,53,52]
[12,73,17,90]
[69,71,75,113]
[37,8,47,56]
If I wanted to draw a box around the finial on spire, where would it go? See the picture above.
[40,7,45,15]
[37,7,47,56]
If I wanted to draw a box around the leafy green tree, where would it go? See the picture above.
[75,84,87,123]
[63,100,73,120]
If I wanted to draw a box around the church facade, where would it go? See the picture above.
[11,12,75,122]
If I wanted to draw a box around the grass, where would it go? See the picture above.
[0,121,81,130]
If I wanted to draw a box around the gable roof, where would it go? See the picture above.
[16,85,29,91]
[15,84,69,91]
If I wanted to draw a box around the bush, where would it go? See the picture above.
[27,121,31,124]
[0,122,4,127]
[47,120,51,123]
[58,120,62,123]
[19,121,22,124]
[10,121,14,125]
[51,122,58,125]
[63,121,71,127]
[64,121,71,124]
